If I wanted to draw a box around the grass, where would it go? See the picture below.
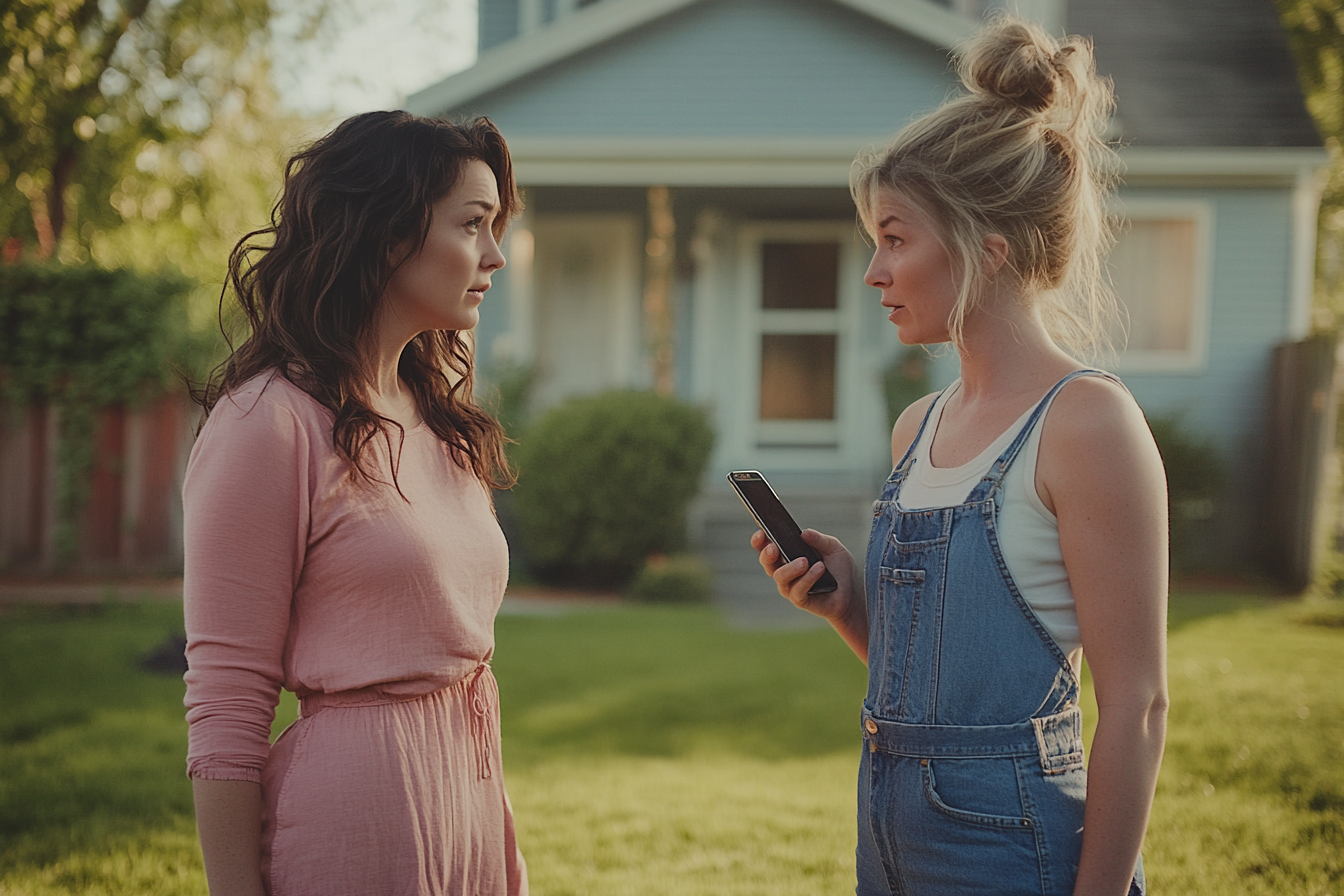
[0,592,1341,894]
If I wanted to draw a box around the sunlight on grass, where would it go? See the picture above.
[510,755,856,896]
[1,593,1340,894]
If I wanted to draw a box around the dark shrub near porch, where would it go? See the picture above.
[511,390,714,589]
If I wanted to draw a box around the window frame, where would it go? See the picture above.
[735,221,866,457]
[1109,198,1214,374]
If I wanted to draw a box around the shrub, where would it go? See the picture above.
[881,346,931,430]
[1146,414,1226,569]
[511,390,715,588]
[627,554,713,604]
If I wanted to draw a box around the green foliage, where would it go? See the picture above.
[1147,414,1227,505]
[0,263,210,562]
[511,390,715,589]
[0,0,296,250]
[1147,414,1227,569]
[627,554,713,604]
[880,346,931,430]
[482,360,536,442]
[1277,0,1344,327]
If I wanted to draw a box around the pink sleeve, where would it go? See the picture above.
[182,389,311,782]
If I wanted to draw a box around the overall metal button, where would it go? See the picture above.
[864,719,879,735]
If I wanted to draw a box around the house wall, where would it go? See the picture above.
[452,0,956,139]
[1118,185,1297,569]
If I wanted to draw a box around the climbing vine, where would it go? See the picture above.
[0,263,208,564]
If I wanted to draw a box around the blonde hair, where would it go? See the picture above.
[852,14,1122,360]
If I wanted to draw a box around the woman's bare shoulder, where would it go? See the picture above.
[1037,374,1163,511]
[1044,374,1147,447]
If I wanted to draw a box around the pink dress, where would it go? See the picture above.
[182,372,527,896]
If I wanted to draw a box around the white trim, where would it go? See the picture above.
[496,212,535,364]
[1120,147,1329,184]
[732,221,871,469]
[405,0,974,117]
[509,136,880,187]
[1289,163,1327,339]
[1109,199,1214,375]
[690,208,725,404]
[489,139,1332,188]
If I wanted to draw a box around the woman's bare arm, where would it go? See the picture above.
[192,778,267,896]
[1038,377,1169,896]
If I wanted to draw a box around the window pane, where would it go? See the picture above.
[762,242,839,309]
[1110,219,1196,352]
[760,334,836,420]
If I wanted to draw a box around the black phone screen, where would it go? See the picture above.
[727,471,838,594]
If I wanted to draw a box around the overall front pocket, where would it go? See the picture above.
[922,757,1035,829]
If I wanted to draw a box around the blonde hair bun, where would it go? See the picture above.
[959,16,1108,140]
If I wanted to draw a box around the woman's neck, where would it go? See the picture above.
[367,326,421,430]
[953,300,1079,404]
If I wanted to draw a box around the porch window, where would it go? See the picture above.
[1109,203,1211,371]
[758,241,841,431]
[759,333,837,419]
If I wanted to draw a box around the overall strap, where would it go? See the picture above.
[967,369,1121,503]
[891,386,950,482]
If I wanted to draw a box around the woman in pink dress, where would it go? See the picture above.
[183,112,528,896]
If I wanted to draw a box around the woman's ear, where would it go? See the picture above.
[981,233,1010,277]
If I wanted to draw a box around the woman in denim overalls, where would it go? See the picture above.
[753,16,1168,896]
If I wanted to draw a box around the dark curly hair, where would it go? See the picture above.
[195,112,522,490]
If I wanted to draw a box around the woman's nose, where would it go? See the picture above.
[864,253,888,288]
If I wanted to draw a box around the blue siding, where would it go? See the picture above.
[448,0,957,137]
[1121,188,1292,447]
[480,0,519,52]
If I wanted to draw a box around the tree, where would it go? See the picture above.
[0,0,318,261]
[1277,0,1344,325]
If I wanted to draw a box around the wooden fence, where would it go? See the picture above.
[0,396,194,572]
[1266,334,1341,591]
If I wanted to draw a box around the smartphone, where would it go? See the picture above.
[727,470,838,595]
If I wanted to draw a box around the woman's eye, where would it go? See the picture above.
[465,217,484,233]
[885,235,902,248]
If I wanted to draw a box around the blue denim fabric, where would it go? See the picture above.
[856,370,1145,896]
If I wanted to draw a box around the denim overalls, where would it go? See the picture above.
[855,370,1144,896]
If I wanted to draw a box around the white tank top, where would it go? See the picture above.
[896,381,1080,655]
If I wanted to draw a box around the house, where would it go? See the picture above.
[406,0,1327,612]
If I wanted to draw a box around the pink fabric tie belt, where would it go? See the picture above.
[297,660,499,780]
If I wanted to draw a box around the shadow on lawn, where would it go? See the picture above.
[1167,589,1279,632]
[0,602,194,866]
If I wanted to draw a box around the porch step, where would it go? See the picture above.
[690,483,877,627]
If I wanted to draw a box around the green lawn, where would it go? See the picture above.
[0,593,1340,895]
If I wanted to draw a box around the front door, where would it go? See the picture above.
[731,222,880,472]
[530,213,641,409]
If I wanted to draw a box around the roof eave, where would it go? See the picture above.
[405,0,977,118]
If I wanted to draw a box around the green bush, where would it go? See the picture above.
[1147,414,1226,569]
[511,390,715,588]
[881,346,932,430]
[628,554,713,604]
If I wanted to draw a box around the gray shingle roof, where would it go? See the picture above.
[1068,0,1322,147]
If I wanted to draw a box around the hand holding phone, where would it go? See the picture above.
[727,470,838,595]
